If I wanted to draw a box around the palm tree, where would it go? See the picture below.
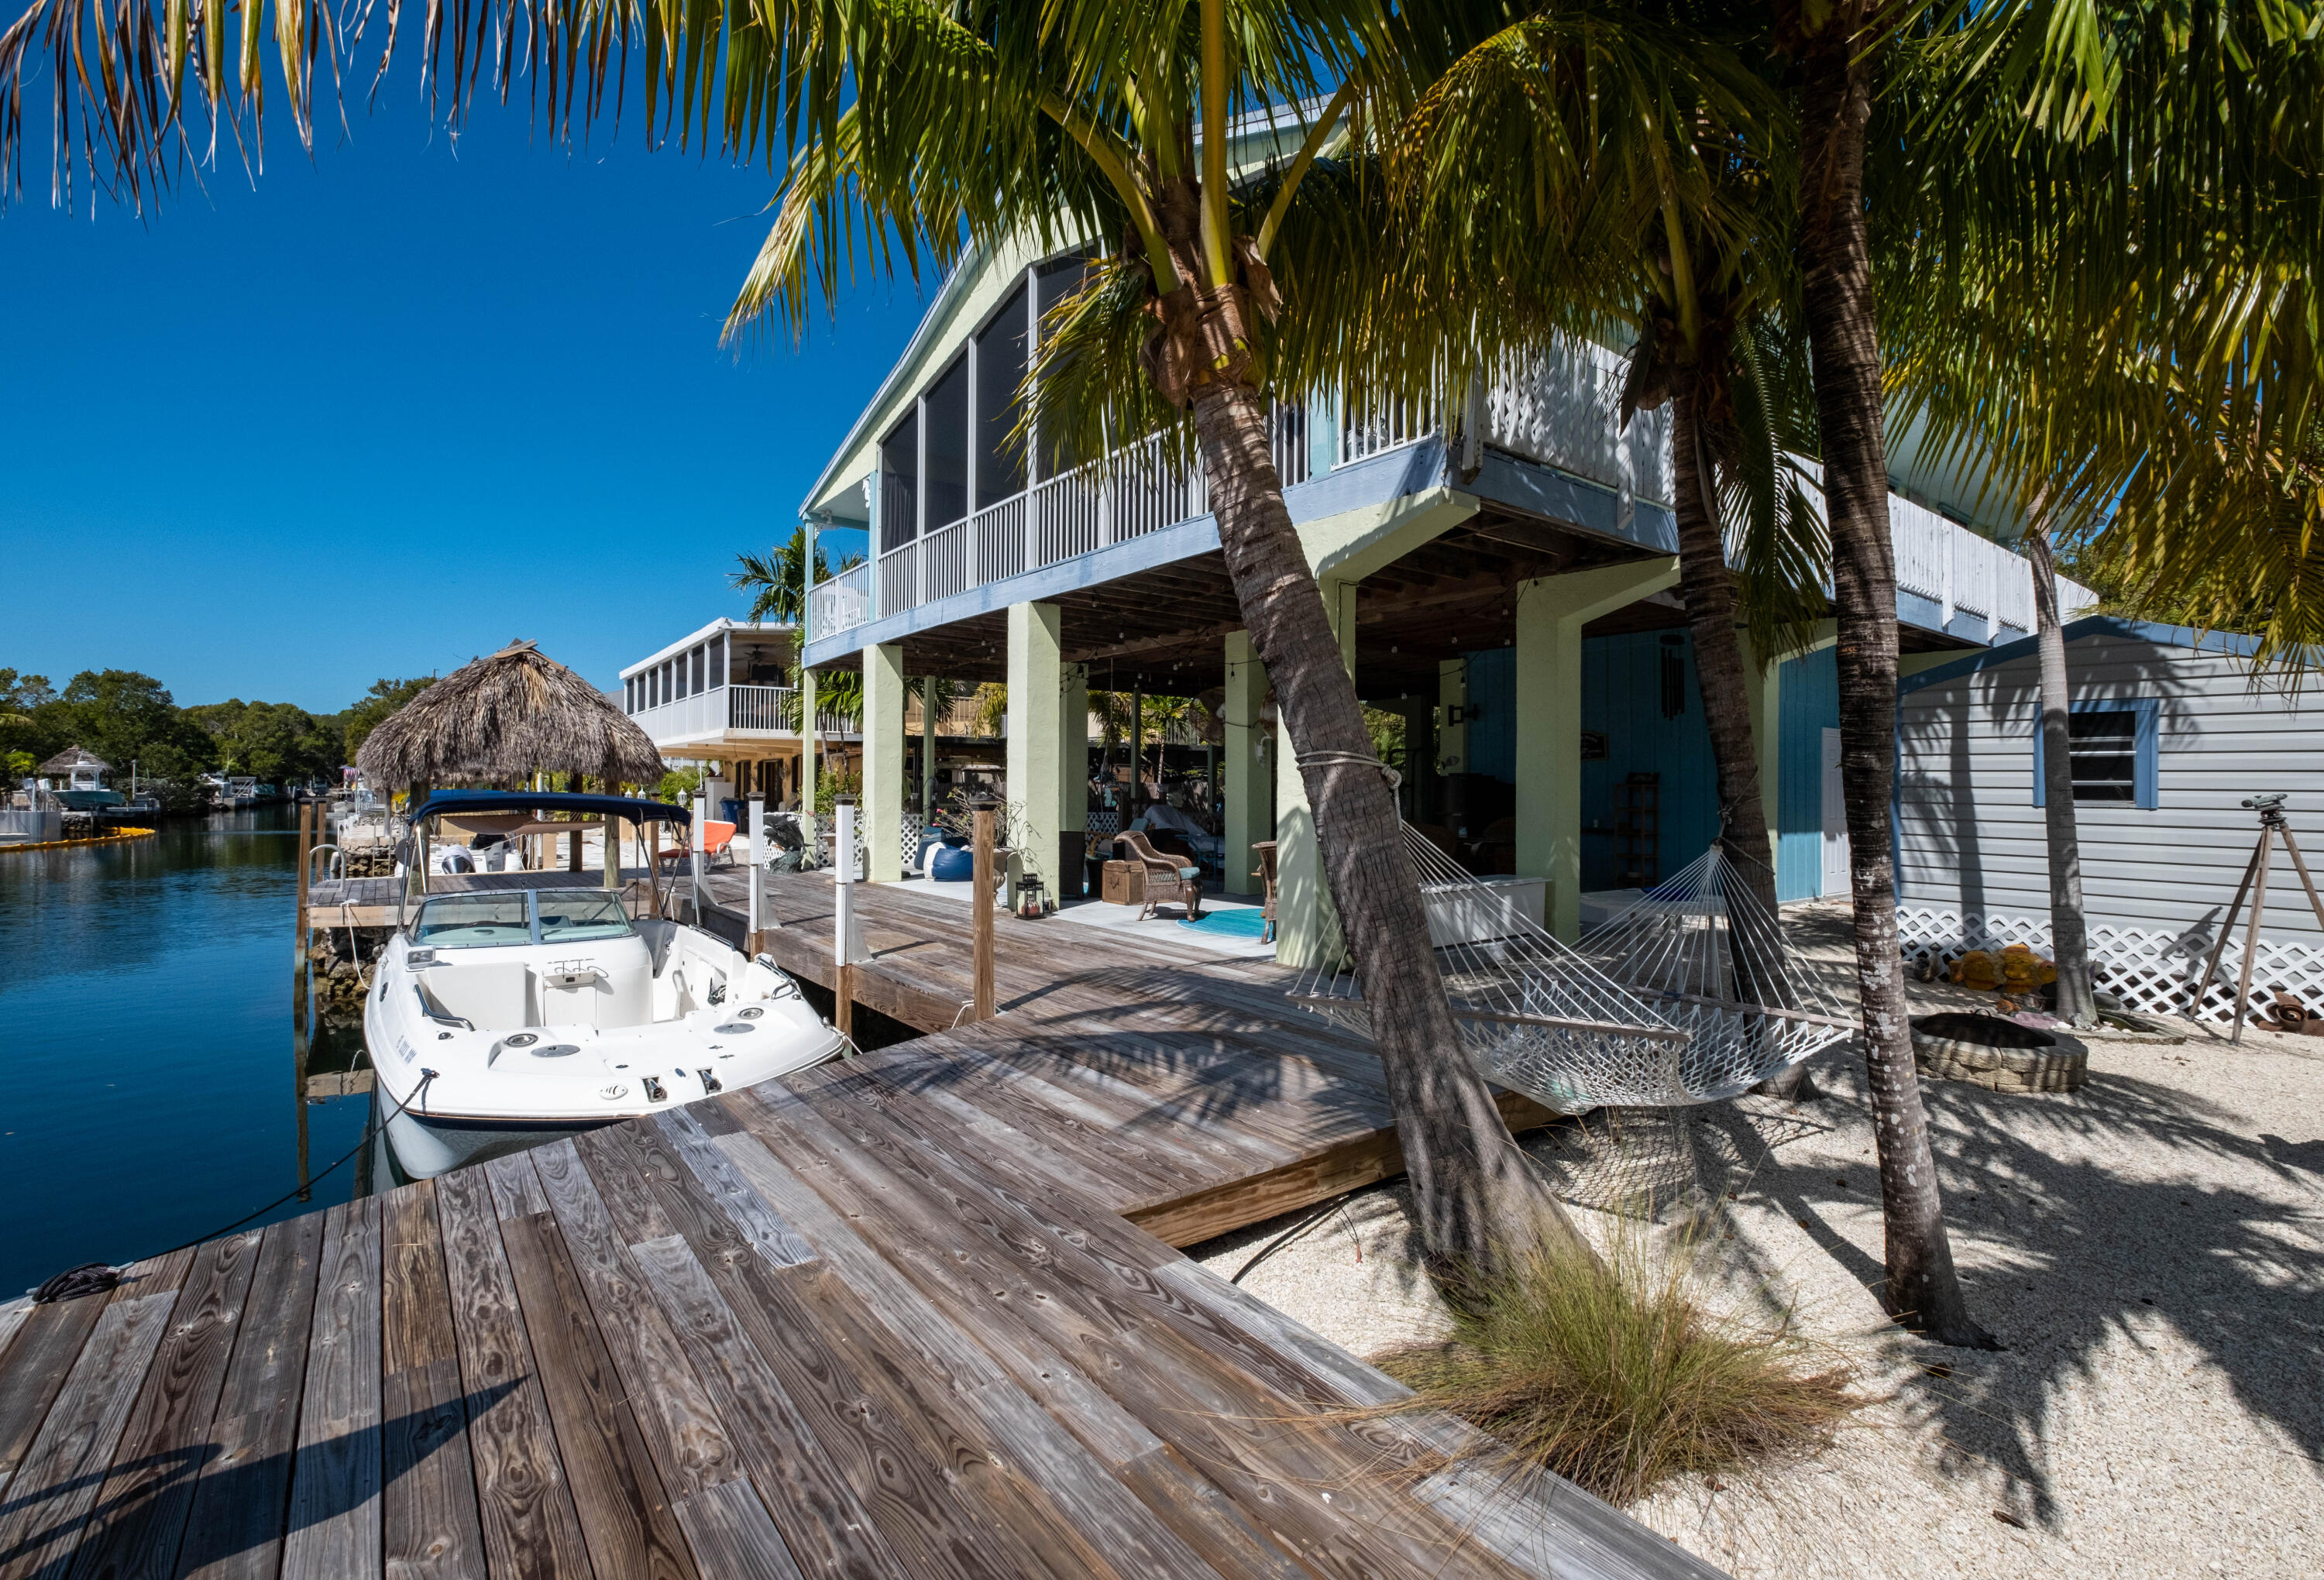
[1758,0,2000,1347]
[731,527,862,626]
[1370,2,1831,1101]
[5,1,1577,1272]
[714,3,1583,1272]
[1878,2,2324,1042]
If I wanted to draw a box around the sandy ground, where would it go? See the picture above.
[1189,991,2324,1578]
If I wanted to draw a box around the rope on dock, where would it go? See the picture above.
[26,1068,435,1302]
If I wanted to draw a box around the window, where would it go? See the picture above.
[412,894,533,948]
[2034,699,2159,810]
[709,635,727,690]
[690,645,706,694]
[976,282,1029,506]
[537,891,634,944]
[879,410,920,551]
[924,356,971,530]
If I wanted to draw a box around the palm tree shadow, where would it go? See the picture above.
[0,1380,518,1578]
[1693,1067,2324,1529]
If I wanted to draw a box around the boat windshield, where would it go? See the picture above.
[412,894,532,948]
[537,891,634,944]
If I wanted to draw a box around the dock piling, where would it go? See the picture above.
[971,797,996,1022]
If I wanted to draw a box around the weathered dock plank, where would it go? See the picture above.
[0,866,1724,1580]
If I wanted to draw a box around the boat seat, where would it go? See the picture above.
[594,962,654,1029]
[418,960,534,1029]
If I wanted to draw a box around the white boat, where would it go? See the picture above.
[363,792,841,1177]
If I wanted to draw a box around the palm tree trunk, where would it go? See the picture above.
[1792,10,1994,1347]
[2027,528,2098,1026]
[1672,390,1818,1101]
[1188,374,1585,1275]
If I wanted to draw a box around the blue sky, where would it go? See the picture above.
[2,93,906,713]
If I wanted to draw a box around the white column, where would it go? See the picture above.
[689,792,708,922]
[745,795,765,940]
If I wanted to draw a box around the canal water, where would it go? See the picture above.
[0,807,370,1298]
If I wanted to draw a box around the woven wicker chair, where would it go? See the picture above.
[1251,840,1279,943]
[1113,831,1203,921]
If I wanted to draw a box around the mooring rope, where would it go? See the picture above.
[26,1069,438,1304]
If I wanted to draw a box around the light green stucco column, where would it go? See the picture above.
[1223,630,1269,896]
[862,642,906,882]
[1514,558,1681,939]
[1006,602,1063,895]
[1059,661,1089,895]
[1274,578,1360,967]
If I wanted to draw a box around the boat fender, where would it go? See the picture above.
[699,1068,723,1093]
[644,1076,667,1102]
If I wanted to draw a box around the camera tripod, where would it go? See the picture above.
[2190,794,2324,1044]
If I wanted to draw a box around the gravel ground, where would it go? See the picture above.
[1189,997,2324,1578]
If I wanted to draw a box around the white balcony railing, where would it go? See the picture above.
[1890,496,2092,633]
[629,683,800,744]
[806,404,1311,645]
[807,357,2087,648]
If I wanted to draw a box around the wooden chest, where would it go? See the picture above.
[1101,860,1147,905]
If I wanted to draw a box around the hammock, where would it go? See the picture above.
[1293,830,1852,1111]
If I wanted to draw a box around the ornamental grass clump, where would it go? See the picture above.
[1375,1237,1857,1506]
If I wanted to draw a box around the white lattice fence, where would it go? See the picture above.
[1895,905,2324,1024]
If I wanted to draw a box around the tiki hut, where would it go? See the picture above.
[356,640,665,791]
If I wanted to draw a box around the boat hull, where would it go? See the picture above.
[57,790,123,810]
[362,906,841,1181]
[384,1106,618,1179]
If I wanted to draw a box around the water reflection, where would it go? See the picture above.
[0,805,371,1295]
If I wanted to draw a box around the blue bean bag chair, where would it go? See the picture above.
[929,842,975,882]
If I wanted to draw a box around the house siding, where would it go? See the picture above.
[1896,630,2324,943]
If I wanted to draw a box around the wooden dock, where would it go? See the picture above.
[0,867,1724,1578]
[707,871,1565,1245]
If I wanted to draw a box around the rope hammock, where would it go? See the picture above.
[1292,830,1853,1112]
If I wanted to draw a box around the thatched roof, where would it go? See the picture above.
[39,746,109,774]
[356,640,665,788]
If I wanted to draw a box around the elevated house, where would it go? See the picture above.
[616,616,1006,816]
[616,618,834,805]
[789,107,2095,963]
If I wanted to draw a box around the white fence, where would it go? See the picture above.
[1895,905,2310,1026]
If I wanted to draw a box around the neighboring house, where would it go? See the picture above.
[617,620,830,805]
[789,103,2095,962]
[1896,618,2322,1023]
